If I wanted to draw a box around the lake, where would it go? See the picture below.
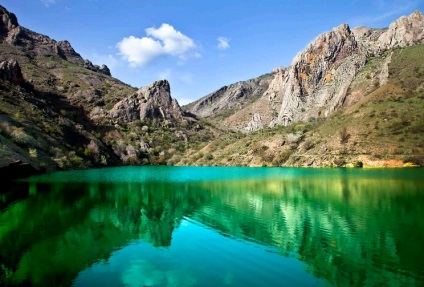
[1,166,423,286]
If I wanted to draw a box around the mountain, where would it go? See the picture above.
[184,71,277,130]
[179,11,424,167]
[188,11,424,132]
[0,5,213,177]
[1,5,423,172]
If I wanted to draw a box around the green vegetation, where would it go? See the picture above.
[173,45,424,168]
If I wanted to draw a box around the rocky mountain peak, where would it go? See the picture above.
[0,5,18,31]
[185,72,275,122]
[263,20,361,128]
[263,10,424,129]
[0,5,19,43]
[377,10,424,50]
[0,5,111,76]
[110,79,183,123]
[57,40,81,59]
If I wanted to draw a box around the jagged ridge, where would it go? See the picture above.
[189,10,424,132]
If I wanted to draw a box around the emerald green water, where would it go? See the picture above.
[1,167,424,287]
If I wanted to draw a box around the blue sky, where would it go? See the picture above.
[3,0,423,104]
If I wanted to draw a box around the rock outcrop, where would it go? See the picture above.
[0,5,18,38]
[110,80,183,123]
[0,5,205,172]
[267,11,424,128]
[245,113,263,131]
[0,59,24,85]
[186,11,424,131]
[268,23,366,127]
[0,5,110,76]
[377,10,424,51]
[185,73,275,118]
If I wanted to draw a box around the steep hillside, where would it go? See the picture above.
[176,45,424,167]
[190,11,424,133]
[1,4,423,173]
[0,5,216,177]
[184,71,276,129]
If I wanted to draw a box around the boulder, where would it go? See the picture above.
[0,59,24,85]
[245,113,263,131]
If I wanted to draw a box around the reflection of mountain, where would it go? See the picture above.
[1,170,423,286]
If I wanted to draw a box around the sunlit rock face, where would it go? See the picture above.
[109,80,184,123]
[189,10,424,131]
[265,11,424,128]
[267,23,364,127]
[187,73,275,119]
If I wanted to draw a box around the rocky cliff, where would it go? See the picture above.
[0,5,209,176]
[185,72,275,119]
[271,10,424,128]
[110,80,183,123]
[190,11,424,131]
[0,6,111,76]
[268,10,424,129]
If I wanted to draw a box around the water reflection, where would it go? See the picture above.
[0,167,423,286]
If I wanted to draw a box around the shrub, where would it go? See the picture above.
[204,152,213,160]
[353,161,363,168]
[167,155,181,166]
[333,158,346,167]
[286,132,303,144]
[29,148,37,158]
[402,156,423,166]
[11,127,32,145]
[83,148,92,157]
[339,127,350,144]
[302,139,314,151]
[261,150,275,163]
[54,151,88,169]
[100,155,107,165]
[272,149,292,166]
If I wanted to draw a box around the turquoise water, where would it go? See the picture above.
[1,167,424,286]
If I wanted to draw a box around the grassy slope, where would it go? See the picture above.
[177,45,424,167]
[0,51,219,172]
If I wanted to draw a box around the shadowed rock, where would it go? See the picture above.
[0,59,24,85]
[110,80,183,123]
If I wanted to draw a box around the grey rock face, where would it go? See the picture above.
[245,113,263,131]
[0,5,111,76]
[109,80,183,123]
[189,10,423,131]
[98,64,111,76]
[377,10,424,50]
[0,5,18,39]
[0,59,24,85]
[186,73,275,118]
[266,10,424,128]
[83,60,112,76]
[268,23,364,127]
[57,40,83,63]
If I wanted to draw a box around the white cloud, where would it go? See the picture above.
[117,24,198,66]
[41,0,56,7]
[217,37,230,50]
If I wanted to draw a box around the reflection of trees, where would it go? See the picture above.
[189,177,424,286]
[1,174,423,286]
